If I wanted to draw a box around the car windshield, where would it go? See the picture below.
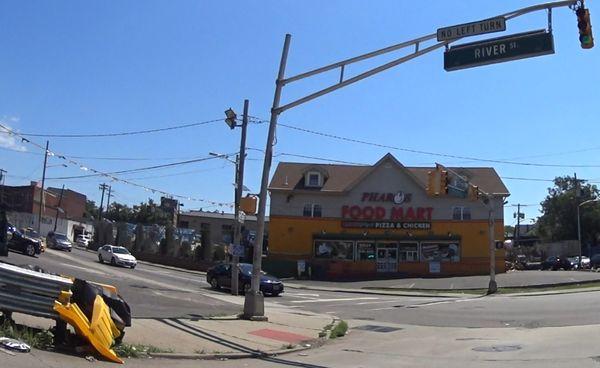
[113,247,130,255]
[24,230,39,237]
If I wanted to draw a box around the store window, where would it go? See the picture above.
[452,206,471,220]
[221,224,233,244]
[398,243,419,262]
[314,240,354,260]
[357,242,375,261]
[303,204,322,218]
[420,242,460,262]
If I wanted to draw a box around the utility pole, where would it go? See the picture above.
[106,185,112,215]
[0,169,6,207]
[37,141,49,234]
[98,183,108,221]
[487,197,497,294]
[575,172,582,268]
[231,99,249,296]
[515,203,521,247]
[53,185,65,232]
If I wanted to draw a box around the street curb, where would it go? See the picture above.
[500,286,600,297]
[285,283,463,298]
[72,246,207,276]
[146,342,316,360]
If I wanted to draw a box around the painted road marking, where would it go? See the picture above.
[290,297,379,304]
[355,300,402,306]
[249,328,312,343]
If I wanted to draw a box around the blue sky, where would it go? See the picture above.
[1,0,598,224]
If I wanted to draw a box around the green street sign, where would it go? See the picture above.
[444,30,554,72]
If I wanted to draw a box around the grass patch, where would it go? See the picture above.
[497,281,600,294]
[362,287,484,295]
[329,320,348,339]
[319,321,335,338]
[0,319,54,350]
[113,343,173,358]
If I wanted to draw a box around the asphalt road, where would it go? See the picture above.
[2,247,240,318]
[4,247,600,328]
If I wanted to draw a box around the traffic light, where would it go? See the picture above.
[577,6,594,49]
[468,185,480,201]
[440,170,449,195]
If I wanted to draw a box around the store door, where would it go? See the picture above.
[376,244,398,273]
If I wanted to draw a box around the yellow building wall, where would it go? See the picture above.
[268,215,505,276]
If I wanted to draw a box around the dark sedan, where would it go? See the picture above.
[541,256,572,271]
[8,228,42,257]
[207,263,284,296]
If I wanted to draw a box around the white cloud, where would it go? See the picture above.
[0,117,27,152]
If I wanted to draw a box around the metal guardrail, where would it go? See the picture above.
[0,262,73,319]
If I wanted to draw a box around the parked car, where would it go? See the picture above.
[207,262,284,296]
[75,234,91,248]
[8,228,42,257]
[21,228,45,252]
[541,256,572,271]
[569,256,591,269]
[590,254,600,269]
[46,231,72,251]
[98,245,137,268]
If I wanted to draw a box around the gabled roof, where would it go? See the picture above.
[269,153,510,196]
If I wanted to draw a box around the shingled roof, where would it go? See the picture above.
[269,153,510,196]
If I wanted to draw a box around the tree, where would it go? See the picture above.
[504,225,515,238]
[537,176,600,246]
[105,202,133,223]
[84,200,98,220]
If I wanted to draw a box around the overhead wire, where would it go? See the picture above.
[16,118,222,138]
[0,123,234,208]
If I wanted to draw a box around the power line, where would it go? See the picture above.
[0,123,234,208]
[15,118,222,138]
[45,153,237,180]
[251,119,600,168]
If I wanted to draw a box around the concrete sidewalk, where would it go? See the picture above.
[286,270,600,293]
[10,305,333,361]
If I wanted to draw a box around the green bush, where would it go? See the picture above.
[329,320,348,339]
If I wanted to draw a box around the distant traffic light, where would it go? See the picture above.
[468,185,480,201]
[440,170,449,195]
[577,6,594,49]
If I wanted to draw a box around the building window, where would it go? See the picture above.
[305,171,322,187]
[357,242,375,261]
[221,224,233,244]
[314,240,354,260]
[398,243,419,262]
[420,242,460,262]
[452,206,471,220]
[303,204,322,218]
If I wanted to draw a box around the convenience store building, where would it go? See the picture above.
[267,154,509,279]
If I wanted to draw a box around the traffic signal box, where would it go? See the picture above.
[577,6,594,49]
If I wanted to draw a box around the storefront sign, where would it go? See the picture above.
[341,205,433,221]
[341,221,431,230]
[361,191,411,204]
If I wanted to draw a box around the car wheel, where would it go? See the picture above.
[271,292,281,297]
[111,257,116,266]
[26,244,36,257]
[243,283,251,294]
[210,278,220,290]
[98,255,103,263]
[130,265,136,269]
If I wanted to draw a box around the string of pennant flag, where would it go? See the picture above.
[0,123,234,209]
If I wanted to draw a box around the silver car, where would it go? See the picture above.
[46,232,72,252]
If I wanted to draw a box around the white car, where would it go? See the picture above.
[98,245,137,269]
[75,234,90,248]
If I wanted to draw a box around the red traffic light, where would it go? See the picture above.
[577,7,594,49]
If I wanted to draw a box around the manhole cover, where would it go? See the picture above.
[353,325,402,333]
[472,345,522,352]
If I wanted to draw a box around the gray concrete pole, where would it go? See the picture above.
[244,34,291,320]
[37,141,49,234]
[577,204,582,268]
[488,198,497,294]
[53,184,65,232]
[231,99,249,296]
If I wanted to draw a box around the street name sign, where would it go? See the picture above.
[437,17,506,42]
[444,30,555,72]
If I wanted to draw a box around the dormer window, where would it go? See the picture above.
[305,171,323,188]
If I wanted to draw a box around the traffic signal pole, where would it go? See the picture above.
[247,0,581,319]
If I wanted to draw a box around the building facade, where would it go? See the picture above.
[267,154,509,279]
[178,210,269,259]
[0,182,91,239]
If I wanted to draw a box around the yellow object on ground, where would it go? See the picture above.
[54,296,123,364]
